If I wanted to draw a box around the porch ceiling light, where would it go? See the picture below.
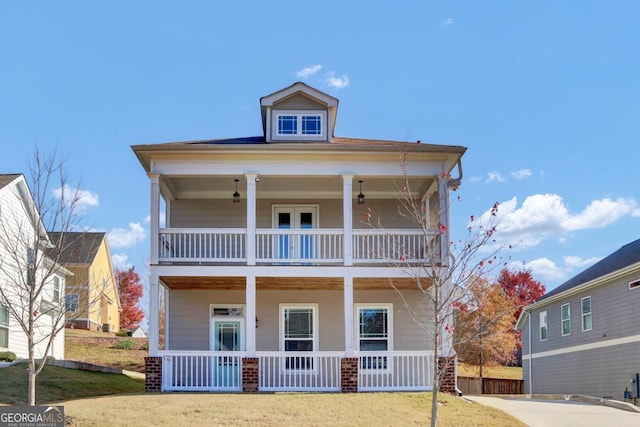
[233,179,241,203]
[357,180,365,204]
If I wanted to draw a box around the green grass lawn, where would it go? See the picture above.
[65,332,147,373]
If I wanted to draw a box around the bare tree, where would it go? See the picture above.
[0,149,98,405]
[365,151,508,427]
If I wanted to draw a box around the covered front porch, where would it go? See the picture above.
[145,272,451,393]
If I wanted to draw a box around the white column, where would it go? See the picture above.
[149,274,160,356]
[246,174,257,266]
[149,174,160,265]
[438,176,453,356]
[344,275,354,356]
[342,175,354,266]
[245,275,256,355]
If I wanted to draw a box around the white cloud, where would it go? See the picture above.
[486,171,506,183]
[112,253,132,270]
[563,255,601,269]
[510,169,532,180]
[53,184,99,213]
[107,222,146,249]
[475,194,638,250]
[297,65,323,78]
[509,254,602,286]
[327,72,350,89]
[442,18,455,26]
[469,176,483,183]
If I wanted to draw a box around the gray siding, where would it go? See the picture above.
[273,94,325,110]
[522,270,640,398]
[167,288,432,352]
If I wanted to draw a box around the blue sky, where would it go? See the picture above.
[1,1,639,295]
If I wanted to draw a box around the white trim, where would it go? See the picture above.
[279,303,319,371]
[523,334,640,361]
[560,303,570,336]
[629,278,640,290]
[354,303,393,372]
[539,310,547,341]
[581,296,592,332]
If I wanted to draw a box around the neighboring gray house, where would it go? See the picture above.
[517,238,640,400]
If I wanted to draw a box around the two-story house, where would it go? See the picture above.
[517,238,640,400]
[0,174,67,359]
[50,232,121,333]
[132,82,466,393]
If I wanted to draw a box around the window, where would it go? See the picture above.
[539,311,547,341]
[274,111,326,139]
[53,277,60,302]
[280,304,317,370]
[561,303,570,336]
[581,296,592,331]
[356,304,392,370]
[65,293,79,313]
[629,279,640,290]
[0,306,8,348]
[27,247,35,287]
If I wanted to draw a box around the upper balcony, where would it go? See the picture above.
[149,174,449,268]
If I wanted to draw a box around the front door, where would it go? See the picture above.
[210,306,244,388]
[273,205,318,260]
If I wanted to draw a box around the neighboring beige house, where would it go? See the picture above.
[0,174,67,359]
[50,232,121,333]
[133,82,466,393]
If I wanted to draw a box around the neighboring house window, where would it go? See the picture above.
[274,111,326,138]
[629,279,640,290]
[539,311,547,341]
[53,277,60,302]
[27,247,35,287]
[0,306,8,348]
[581,296,592,331]
[65,293,79,313]
[356,304,392,370]
[561,303,571,336]
[280,304,317,370]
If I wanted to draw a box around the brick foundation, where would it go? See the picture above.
[145,356,162,392]
[242,357,259,392]
[341,357,359,393]
[438,356,456,394]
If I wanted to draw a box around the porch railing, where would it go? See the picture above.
[161,351,244,391]
[157,228,439,265]
[257,351,343,391]
[357,351,434,391]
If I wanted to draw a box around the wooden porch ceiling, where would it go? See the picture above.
[160,276,432,291]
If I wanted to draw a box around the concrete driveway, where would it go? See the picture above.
[466,396,640,427]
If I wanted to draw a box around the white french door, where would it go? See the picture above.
[273,205,318,260]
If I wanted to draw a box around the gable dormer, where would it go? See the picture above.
[260,82,339,143]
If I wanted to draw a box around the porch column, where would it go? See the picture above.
[148,273,160,356]
[245,274,256,355]
[246,174,257,266]
[438,176,454,356]
[344,276,354,356]
[149,173,160,265]
[342,175,354,266]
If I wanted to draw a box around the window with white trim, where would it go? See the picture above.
[53,277,61,302]
[539,311,547,341]
[581,296,592,331]
[629,279,640,290]
[356,304,392,370]
[280,304,317,370]
[65,293,79,313]
[561,303,570,336]
[274,111,326,139]
[0,306,8,348]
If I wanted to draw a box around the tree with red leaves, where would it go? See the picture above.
[498,268,546,361]
[115,267,145,329]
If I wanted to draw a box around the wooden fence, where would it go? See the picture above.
[457,376,524,395]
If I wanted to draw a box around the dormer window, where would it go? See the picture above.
[273,111,326,140]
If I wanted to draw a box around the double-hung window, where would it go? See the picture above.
[53,277,61,302]
[356,304,392,371]
[561,303,571,336]
[65,293,79,313]
[281,304,317,370]
[274,111,326,140]
[539,311,547,341]
[0,306,8,348]
[581,296,592,331]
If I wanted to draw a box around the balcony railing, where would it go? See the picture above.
[161,351,244,391]
[158,228,439,264]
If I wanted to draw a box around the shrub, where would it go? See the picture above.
[139,342,149,351]
[113,339,137,350]
[115,328,131,337]
[0,351,17,362]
